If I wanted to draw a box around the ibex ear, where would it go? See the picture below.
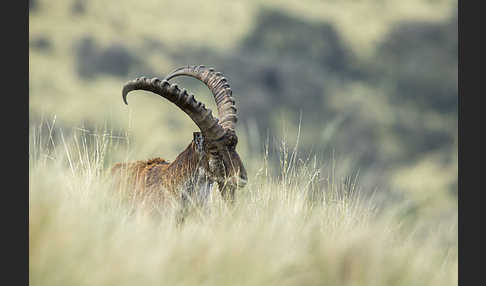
[193,132,204,153]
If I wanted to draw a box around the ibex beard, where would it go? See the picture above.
[111,65,247,210]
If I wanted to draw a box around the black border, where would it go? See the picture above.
[5,0,29,285]
[459,0,480,285]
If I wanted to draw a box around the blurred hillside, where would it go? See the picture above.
[29,0,457,208]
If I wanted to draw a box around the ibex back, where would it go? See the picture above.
[111,65,247,206]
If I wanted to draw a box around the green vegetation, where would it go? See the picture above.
[29,0,458,198]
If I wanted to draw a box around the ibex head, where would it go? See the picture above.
[121,65,247,202]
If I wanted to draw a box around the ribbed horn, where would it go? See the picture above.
[122,76,225,140]
[164,65,237,131]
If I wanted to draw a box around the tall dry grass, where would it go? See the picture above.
[29,119,457,286]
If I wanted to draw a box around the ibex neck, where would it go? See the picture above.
[164,141,209,192]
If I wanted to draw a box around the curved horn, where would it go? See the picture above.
[122,76,225,140]
[164,65,237,131]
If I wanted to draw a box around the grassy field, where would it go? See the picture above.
[30,1,457,284]
[29,120,457,286]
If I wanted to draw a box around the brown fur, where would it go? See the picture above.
[116,68,247,209]
[111,130,247,208]
[111,141,202,199]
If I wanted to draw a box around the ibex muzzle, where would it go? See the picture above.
[112,65,247,205]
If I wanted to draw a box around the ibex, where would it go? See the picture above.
[111,65,247,207]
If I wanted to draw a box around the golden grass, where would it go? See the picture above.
[29,120,457,286]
